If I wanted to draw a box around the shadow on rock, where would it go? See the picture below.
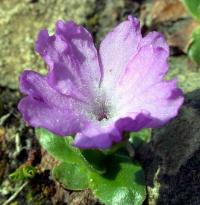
[137,89,200,205]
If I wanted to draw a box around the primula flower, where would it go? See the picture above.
[18,16,184,149]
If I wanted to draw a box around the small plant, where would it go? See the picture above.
[181,0,200,65]
[9,165,37,181]
[18,16,183,205]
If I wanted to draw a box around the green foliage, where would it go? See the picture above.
[37,128,146,205]
[36,129,105,174]
[181,0,200,65]
[9,165,37,181]
[181,0,200,20]
[37,130,83,164]
[53,162,89,190]
[90,155,146,205]
[129,129,151,149]
[188,27,200,65]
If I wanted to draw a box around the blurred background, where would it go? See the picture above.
[0,0,200,204]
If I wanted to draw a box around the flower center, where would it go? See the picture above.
[92,97,111,122]
[90,90,113,122]
[97,111,108,121]
[92,99,110,121]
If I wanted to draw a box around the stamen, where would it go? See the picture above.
[97,113,108,121]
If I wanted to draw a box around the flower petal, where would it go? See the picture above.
[19,70,79,108]
[74,122,121,149]
[127,79,184,128]
[18,96,88,136]
[18,70,89,135]
[74,111,153,149]
[117,45,169,98]
[115,43,183,128]
[35,21,101,100]
[141,31,169,54]
[99,16,142,90]
[115,111,152,132]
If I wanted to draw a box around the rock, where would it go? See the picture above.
[139,92,200,204]
[138,56,200,205]
[86,0,139,42]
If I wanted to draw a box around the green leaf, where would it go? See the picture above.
[188,27,200,65]
[129,129,151,149]
[81,149,106,173]
[53,162,89,190]
[36,128,85,164]
[181,0,200,20]
[9,165,37,181]
[37,128,146,204]
[36,128,106,173]
[89,155,146,205]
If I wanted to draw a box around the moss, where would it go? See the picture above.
[167,56,200,93]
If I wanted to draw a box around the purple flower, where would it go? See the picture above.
[18,16,184,149]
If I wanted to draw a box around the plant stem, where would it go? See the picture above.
[2,181,28,205]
